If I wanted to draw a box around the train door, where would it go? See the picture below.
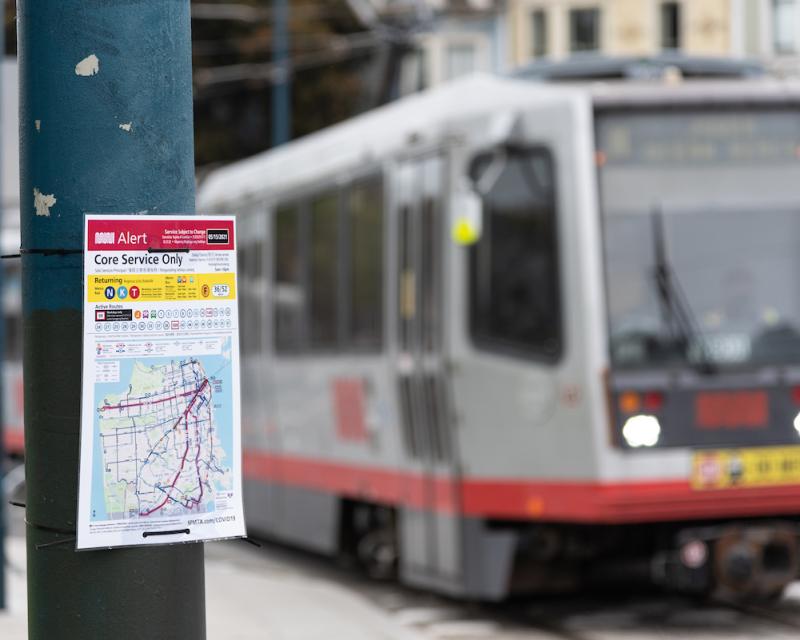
[395,153,461,590]
[237,210,278,532]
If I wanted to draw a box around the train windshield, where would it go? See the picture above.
[597,108,800,370]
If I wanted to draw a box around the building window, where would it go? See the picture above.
[569,7,601,53]
[660,2,681,49]
[470,146,562,360]
[445,43,477,81]
[774,0,798,54]
[531,9,548,58]
[399,49,428,94]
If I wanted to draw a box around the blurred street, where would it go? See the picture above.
[7,467,800,640]
[10,0,800,637]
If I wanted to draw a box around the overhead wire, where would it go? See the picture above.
[193,30,379,58]
[191,1,433,95]
[191,2,369,23]
[194,31,381,90]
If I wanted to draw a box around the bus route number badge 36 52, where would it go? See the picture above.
[76,214,246,550]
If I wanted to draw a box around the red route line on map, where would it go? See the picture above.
[101,388,196,412]
[183,416,206,510]
[140,378,209,517]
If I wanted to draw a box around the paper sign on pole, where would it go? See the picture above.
[77,215,246,549]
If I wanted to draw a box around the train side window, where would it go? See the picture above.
[252,232,266,353]
[275,203,304,353]
[469,146,562,360]
[349,176,384,350]
[237,214,266,358]
[310,191,340,350]
[238,228,265,355]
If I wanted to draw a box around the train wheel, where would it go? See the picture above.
[356,527,398,581]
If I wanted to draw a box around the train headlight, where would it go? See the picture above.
[622,415,661,448]
[794,411,800,436]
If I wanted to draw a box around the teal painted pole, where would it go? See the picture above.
[18,1,206,637]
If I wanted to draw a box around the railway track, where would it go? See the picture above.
[728,600,800,632]
[355,572,800,639]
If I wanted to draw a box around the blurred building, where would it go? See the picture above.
[349,0,507,94]
[505,0,800,76]
[398,1,508,93]
[749,0,800,76]
[381,0,800,96]
[508,0,733,65]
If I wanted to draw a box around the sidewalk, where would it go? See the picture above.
[0,535,423,640]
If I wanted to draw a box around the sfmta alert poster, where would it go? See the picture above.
[77,215,245,550]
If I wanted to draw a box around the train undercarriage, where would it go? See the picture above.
[491,518,799,602]
[338,498,800,603]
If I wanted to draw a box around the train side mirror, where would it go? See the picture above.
[450,145,509,246]
[450,111,521,246]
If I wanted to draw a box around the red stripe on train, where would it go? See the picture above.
[244,450,459,513]
[243,450,800,523]
[3,428,24,455]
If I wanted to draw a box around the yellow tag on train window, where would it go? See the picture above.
[452,217,480,245]
[450,190,483,246]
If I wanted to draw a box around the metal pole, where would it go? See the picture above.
[18,2,205,638]
[272,0,291,146]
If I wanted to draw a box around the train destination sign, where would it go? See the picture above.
[77,214,246,550]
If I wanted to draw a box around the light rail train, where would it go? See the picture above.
[3,255,24,458]
[197,70,800,601]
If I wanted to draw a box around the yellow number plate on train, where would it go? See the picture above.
[691,446,800,490]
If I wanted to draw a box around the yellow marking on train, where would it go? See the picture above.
[526,497,545,517]
[691,446,800,490]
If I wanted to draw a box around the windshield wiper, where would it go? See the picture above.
[650,206,717,374]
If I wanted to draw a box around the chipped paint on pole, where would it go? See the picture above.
[74,54,100,77]
[32,188,56,217]
[18,0,206,637]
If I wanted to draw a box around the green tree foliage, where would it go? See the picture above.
[192,0,373,168]
[4,0,375,168]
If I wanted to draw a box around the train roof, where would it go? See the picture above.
[589,77,800,108]
[197,74,582,209]
[512,53,765,82]
[197,71,800,210]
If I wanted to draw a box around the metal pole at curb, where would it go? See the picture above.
[0,4,5,613]
[272,0,291,146]
[18,1,206,637]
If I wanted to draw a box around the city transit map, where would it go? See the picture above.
[94,355,234,521]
